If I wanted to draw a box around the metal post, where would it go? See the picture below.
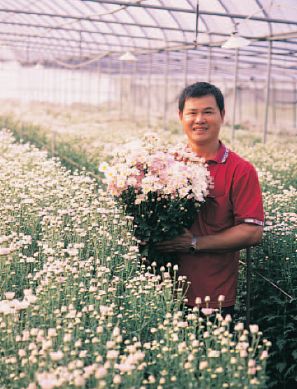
[131,60,137,121]
[97,60,101,106]
[238,85,242,124]
[87,66,92,105]
[69,68,74,105]
[54,67,58,104]
[253,79,258,121]
[107,56,112,111]
[163,51,169,130]
[231,48,239,142]
[263,41,272,143]
[79,30,83,104]
[147,53,153,127]
[207,46,212,83]
[184,49,189,86]
[119,59,124,120]
[59,67,63,106]
[293,79,297,130]
[246,247,252,327]
[272,78,276,129]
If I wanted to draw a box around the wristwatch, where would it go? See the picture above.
[189,235,199,253]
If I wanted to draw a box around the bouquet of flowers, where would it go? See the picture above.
[99,134,211,266]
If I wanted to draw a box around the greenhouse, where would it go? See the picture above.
[0,1,296,388]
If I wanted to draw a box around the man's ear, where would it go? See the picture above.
[178,110,183,121]
[220,109,225,121]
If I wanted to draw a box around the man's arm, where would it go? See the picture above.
[155,224,263,254]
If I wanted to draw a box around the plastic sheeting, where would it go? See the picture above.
[0,0,295,80]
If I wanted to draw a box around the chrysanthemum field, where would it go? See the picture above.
[0,104,296,389]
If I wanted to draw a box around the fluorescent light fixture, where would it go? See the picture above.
[221,33,251,49]
[119,51,137,61]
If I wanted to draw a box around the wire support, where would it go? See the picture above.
[239,259,294,302]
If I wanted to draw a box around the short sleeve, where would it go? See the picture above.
[232,162,264,226]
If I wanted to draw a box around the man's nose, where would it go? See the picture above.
[194,113,205,123]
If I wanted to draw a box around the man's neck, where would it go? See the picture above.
[188,140,220,160]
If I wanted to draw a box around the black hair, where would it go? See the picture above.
[178,82,225,113]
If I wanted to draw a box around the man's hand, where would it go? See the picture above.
[155,229,194,253]
[155,223,263,255]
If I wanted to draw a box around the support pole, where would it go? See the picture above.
[263,41,272,143]
[107,56,112,111]
[131,60,137,121]
[272,78,276,129]
[79,30,83,104]
[97,60,101,106]
[207,46,212,83]
[231,48,239,142]
[246,247,252,327]
[147,53,153,128]
[119,59,124,120]
[253,79,258,121]
[293,78,297,130]
[238,85,242,124]
[67,69,71,105]
[182,50,188,86]
[163,51,169,130]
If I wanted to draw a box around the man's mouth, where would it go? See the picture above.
[193,127,207,131]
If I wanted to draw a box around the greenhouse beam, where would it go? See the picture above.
[89,1,297,26]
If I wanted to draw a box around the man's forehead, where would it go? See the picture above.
[184,95,218,109]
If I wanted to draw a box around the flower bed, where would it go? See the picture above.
[0,130,268,389]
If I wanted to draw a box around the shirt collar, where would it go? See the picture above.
[206,142,229,164]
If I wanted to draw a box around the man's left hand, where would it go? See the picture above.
[155,229,194,253]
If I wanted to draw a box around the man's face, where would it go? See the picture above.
[179,95,225,147]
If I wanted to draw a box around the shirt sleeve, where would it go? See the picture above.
[232,162,264,226]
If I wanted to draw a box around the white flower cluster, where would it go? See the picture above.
[99,134,210,203]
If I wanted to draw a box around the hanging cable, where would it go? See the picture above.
[51,51,110,69]
[42,0,150,69]
[41,0,149,38]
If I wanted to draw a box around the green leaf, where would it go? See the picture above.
[292,350,297,360]
[275,362,287,373]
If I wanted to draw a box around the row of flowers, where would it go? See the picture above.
[0,129,269,388]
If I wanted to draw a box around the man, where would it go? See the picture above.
[156,82,264,315]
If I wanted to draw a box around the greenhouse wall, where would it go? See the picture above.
[1,63,296,134]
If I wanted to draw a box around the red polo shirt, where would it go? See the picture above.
[176,142,264,308]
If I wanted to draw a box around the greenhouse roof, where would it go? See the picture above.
[0,0,296,79]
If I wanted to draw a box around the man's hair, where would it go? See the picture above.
[178,82,225,113]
